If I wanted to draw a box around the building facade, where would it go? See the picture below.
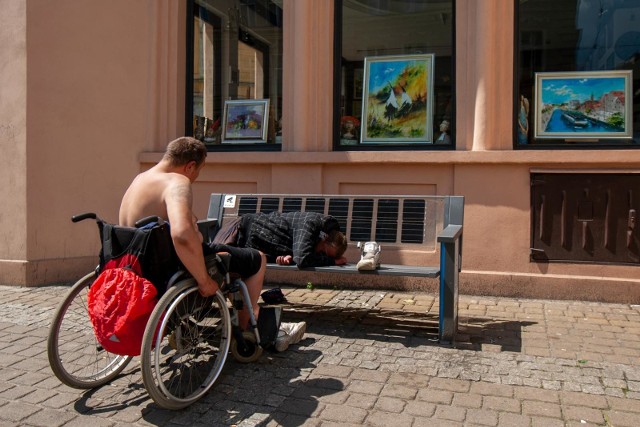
[1,0,639,302]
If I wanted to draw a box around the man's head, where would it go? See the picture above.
[316,230,348,259]
[162,137,207,182]
[163,136,207,167]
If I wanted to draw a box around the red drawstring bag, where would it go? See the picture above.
[88,261,157,356]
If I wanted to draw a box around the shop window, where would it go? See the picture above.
[334,0,455,150]
[187,0,283,150]
[516,0,640,148]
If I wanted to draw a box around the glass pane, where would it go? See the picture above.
[517,0,640,147]
[193,6,222,144]
[192,1,283,147]
[338,0,454,148]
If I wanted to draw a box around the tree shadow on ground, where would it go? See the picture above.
[281,302,537,353]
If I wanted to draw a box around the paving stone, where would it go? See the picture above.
[497,412,531,427]
[605,410,640,427]
[0,401,42,422]
[416,389,454,404]
[469,382,514,398]
[405,400,436,417]
[561,405,605,424]
[465,408,499,426]
[482,396,521,413]
[348,379,384,395]
[522,400,562,418]
[429,377,471,392]
[380,383,418,399]
[434,405,466,422]
[23,408,77,427]
[452,392,482,409]
[374,396,406,413]
[560,390,608,408]
[320,403,367,423]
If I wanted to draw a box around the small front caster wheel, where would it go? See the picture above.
[230,331,263,363]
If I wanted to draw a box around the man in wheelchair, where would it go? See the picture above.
[119,136,266,331]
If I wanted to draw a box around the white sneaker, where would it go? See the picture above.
[357,241,381,271]
[275,321,307,352]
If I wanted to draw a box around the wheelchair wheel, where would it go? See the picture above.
[47,271,132,389]
[141,279,231,410]
[230,330,263,363]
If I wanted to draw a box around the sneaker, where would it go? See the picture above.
[274,321,307,352]
[356,241,381,271]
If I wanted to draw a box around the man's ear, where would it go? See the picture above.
[185,160,197,173]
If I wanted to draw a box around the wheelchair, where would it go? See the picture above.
[47,213,265,410]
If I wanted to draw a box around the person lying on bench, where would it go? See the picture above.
[217,211,348,268]
[118,136,266,331]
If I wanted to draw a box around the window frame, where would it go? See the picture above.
[185,0,281,152]
[332,0,456,152]
[513,0,639,150]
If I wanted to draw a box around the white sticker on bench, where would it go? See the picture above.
[224,195,237,208]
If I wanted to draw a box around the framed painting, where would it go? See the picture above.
[361,54,435,144]
[534,70,633,140]
[221,99,270,143]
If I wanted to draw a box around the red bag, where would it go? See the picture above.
[87,265,157,356]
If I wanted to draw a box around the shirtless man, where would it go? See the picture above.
[119,136,265,329]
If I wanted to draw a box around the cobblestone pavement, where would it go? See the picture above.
[1,283,640,426]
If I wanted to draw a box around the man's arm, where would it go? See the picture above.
[165,178,219,296]
[291,221,335,268]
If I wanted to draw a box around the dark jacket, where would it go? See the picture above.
[239,211,341,268]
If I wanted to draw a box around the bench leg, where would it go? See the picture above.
[439,238,459,345]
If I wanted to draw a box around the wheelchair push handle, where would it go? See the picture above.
[72,213,165,228]
[71,213,97,223]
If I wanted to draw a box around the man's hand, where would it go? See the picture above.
[276,255,293,265]
[334,256,347,266]
[198,276,220,297]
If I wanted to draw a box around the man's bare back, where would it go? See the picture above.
[119,166,186,226]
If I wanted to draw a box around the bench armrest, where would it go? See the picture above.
[437,224,462,243]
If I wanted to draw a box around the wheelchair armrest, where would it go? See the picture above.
[197,219,219,244]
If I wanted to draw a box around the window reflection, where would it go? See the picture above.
[517,0,640,147]
[190,0,283,147]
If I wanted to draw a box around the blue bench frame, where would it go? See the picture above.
[200,193,464,344]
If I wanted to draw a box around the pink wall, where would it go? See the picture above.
[2,1,640,302]
[0,0,28,283]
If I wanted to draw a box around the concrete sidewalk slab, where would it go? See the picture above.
[0,284,639,426]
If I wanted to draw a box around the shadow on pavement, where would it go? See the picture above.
[282,303,536,353]
[70,347,337,425]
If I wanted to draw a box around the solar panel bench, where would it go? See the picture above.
[200,193,464,344]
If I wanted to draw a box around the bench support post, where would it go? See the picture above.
[438,238,459,345]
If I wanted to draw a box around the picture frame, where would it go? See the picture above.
[361,54,435,144]
[221,99,270,143]
[534,70,633,140]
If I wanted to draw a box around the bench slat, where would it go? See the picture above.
[266,263,440,278]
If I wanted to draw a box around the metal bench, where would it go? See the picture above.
[200,193,464,344]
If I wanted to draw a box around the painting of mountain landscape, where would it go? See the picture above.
[361,54,434,143]
[534,70,632,139]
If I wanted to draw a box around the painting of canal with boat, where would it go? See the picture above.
[534,70,632,139]
[361,54,434,144]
